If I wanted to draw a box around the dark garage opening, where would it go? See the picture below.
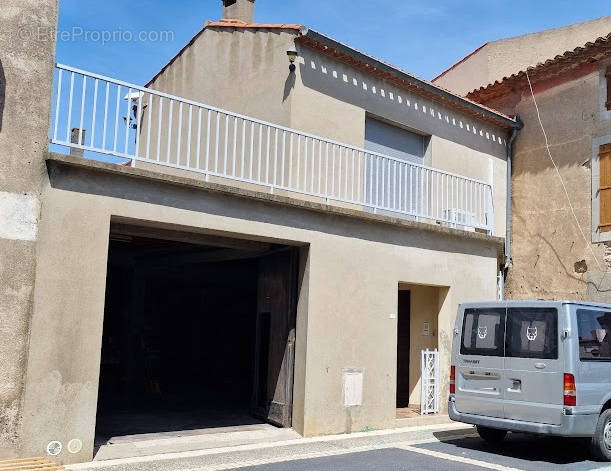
[95,225,298,445]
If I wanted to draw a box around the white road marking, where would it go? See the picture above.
[395,443,524,471]
[178,438,476,471]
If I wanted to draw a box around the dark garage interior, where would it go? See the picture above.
[95,225,299,445]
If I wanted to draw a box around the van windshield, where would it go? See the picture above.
[577,309,611,361]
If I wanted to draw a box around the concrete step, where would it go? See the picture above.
[69,423,475,471]
[94,424,301,461]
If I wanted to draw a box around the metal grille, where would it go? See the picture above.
[421,349,439,415]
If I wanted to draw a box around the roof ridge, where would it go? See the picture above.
[486,14,611,46]
[433,16,611,86]
[432,42,488,82]
[205,20,304,30]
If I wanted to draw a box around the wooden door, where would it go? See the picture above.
[396,290,411,408]
[252,248,298,427]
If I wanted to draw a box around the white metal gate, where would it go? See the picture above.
[421,349,439,414]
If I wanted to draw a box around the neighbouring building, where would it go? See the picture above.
[434,26,611,301]
[0,0,58,461]
[2,0,522,465]
[433,16,611,96]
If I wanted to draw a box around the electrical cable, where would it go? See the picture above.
[525,70,607,289]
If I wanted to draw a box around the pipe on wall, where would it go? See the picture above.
[499,116,524,300]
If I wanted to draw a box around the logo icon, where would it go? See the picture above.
[477,326,488,339]
[526,326,538,341]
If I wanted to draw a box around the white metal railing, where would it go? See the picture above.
[421,349,439,415]
[50,64,494,233]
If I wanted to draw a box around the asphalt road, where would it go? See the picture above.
[237,433,611,471]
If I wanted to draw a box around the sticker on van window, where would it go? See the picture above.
[477,326,488,339]
[526,326,538,341]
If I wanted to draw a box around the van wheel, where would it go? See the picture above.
[476,426,507,444]
[590,409,611,461]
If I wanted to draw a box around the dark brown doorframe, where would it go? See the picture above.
[396,290,411,408]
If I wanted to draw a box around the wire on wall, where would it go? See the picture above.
[525,70,608,289]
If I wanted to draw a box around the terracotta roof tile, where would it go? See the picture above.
[205,19,303,30]
[468,32,611,102]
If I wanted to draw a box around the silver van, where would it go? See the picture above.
[449,301,611,460]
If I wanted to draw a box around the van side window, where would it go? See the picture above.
[506,308,558,359]
[460,308,505,356]
[577,309,611,361]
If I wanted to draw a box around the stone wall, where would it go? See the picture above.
[481,63,611,300]
[0,0,58,458]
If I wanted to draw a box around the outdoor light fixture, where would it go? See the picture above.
[287,44,298,72]
[123,91,146,143]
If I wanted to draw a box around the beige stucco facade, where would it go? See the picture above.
[145,26,510,238]
[3,5,516,465]
[18,156,501,464]
[433,15,611,96]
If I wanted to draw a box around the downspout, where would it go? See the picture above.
[499,116,524,300]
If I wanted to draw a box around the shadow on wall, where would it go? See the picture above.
[297,53,508,158]
[0,60,5,132]
[283,71,296,103]
[49,162,498,259]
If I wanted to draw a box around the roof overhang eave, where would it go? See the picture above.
[299,29,520,130]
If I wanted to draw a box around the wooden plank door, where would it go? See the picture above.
[396,290,411,408]
[252,248,298,427]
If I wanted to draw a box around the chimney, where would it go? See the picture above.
[221,0,255,24]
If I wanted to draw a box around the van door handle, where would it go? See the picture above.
[463,372,500,380]
[535,363,546,369]
[508,379,522,392]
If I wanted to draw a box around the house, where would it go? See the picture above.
[1,0,521,465]
[434,25,611,301]
[433,16,611,96]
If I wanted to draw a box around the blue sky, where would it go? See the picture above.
[56,0,610,86]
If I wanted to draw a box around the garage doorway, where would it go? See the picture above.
[95,225,299,446]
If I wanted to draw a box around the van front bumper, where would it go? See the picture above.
[448,398,597,437]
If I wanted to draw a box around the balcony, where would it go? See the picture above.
[49,64,494,234]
